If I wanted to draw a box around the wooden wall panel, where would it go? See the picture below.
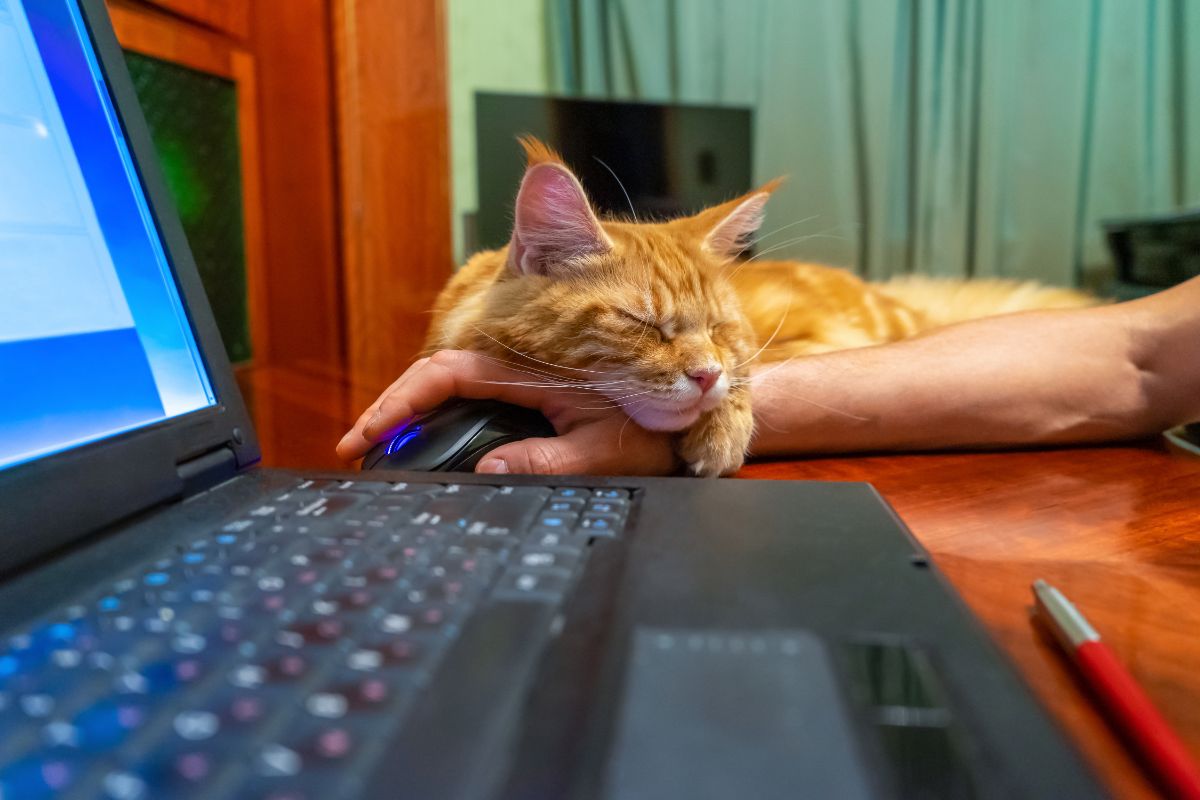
[108,0,234,76]
[334,0,454,407]
[249,0,344,370]
[129,0,249,39]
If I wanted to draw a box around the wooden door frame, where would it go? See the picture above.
[333,0,454,408]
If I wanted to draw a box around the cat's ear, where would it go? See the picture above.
[685,177,784,259]
[507,154,612,278]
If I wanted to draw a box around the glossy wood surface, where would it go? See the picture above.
[109,0,240,77]
[333,0,455,407]
[237,363,1200,799]
[126,0,249,39]
[247,0,344,368]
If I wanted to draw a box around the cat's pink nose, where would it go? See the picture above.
[687,366,722,394]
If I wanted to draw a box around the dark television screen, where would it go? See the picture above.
[474,92,753,253]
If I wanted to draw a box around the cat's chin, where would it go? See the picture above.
[624,401,703,432]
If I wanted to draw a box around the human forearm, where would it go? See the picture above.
[748,301,1181,457]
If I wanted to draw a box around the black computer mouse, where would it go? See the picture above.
[360,398,557,472]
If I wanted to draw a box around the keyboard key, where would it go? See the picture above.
[329,480,393,494]
[422,486,495,523]
[277,618,345,648]
[468,487,549,535]
[592,488,631,500]
[578,513,622,535]
[585,499,628,515]
[492,571,571,603]
[535,512,576,529]
[295,479,338,491]
[126,742,225,797]
[72,699,149,750]
[281,720,357,763]
[304,692,348,720]
[254,743,303,777]
[0,753,80,798]
[312,727,354,761]
[221,692,271,729]
[294,494,362,519]
[517,549,581,575]
[317,670,397,712]
[101,770,148,800]
[528,530,589,551]
[546,498,585,513]
[172,710,220,741]
[228,664,267,690]
[19,693,55,719]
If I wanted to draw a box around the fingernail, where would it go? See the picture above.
[477,458,508,474]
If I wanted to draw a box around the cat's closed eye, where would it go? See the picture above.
[709,320,735,337]
[618,310,667,341]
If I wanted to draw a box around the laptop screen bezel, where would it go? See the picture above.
[0,0,260,575]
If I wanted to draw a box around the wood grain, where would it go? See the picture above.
[108,0,235,77]
[333,0,454,410]
[236,360,1200,798]
[119,0,249,39]
[247,0,344,368]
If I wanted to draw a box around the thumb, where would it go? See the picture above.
[476,435,585,476]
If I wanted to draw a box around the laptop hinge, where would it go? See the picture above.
[177,445,239,497]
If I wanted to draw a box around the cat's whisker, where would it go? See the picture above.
[465,349,628,387]
[575,387,658,409]
[616,403,639,452]
[743,227,855,260]
[471,327,614,375]
[593,156,637,223]
[468,357,584,385]
[724,225,858,279]
[746,215,822,247]
[616,399,651,454]
[470,380,607,394]
[734,298,791,370]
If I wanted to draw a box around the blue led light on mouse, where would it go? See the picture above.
[385,426,422,456]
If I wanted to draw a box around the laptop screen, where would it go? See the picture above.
[0,0,217,471]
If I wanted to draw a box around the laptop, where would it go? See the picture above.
[0,1,1105,797]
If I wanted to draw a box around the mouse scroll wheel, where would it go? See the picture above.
[385,426,422,455]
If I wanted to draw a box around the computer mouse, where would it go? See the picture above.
[360,398,557,472]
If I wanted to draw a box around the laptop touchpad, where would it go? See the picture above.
[603,629,876,800]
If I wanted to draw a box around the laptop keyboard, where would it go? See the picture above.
[0,479,634,799]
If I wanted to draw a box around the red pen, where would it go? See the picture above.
[1033,579,1200,799]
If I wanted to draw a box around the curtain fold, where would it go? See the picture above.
[548,0,1200,286]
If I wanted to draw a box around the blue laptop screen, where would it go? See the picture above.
[0,0,217,471]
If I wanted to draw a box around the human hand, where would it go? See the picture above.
[335,350,678,476]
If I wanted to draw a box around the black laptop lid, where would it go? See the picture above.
[0,0,257,572]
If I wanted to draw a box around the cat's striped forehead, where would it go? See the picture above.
[602,223,732,327]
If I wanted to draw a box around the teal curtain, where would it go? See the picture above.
[548,0,1200,286]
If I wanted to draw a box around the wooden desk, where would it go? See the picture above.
[239,363,1200,799]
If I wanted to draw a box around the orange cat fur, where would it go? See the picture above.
[426,138,1096,475]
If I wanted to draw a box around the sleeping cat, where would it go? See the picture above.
[425,137,1095,476]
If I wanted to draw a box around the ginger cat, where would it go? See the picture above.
[426,138,1095,476]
